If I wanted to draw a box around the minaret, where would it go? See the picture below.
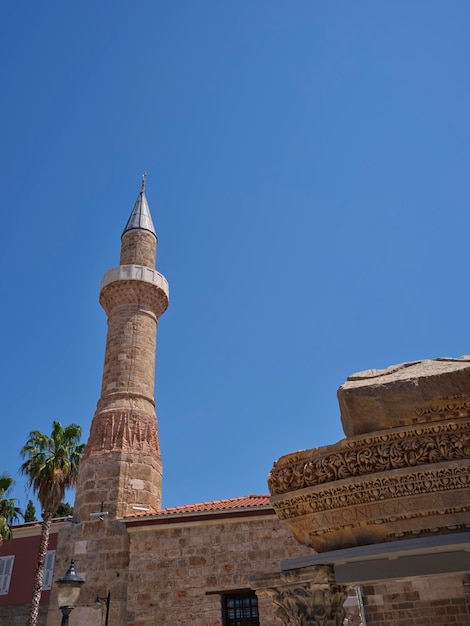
[74,176,169,520]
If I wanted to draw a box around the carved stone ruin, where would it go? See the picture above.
[268,357,470,552]
[251,565,347,626]
[255,358,470,625]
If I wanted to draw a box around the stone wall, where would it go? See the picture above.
[0,603,48,626]
[126,513,312,625]
[45,519,131,626]
[362,576,469,625]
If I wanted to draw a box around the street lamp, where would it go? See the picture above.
[93,591,111,626]
[56,559,85,626]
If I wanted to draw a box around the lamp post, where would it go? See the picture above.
[56,559,85,626]
[94,591,111,626]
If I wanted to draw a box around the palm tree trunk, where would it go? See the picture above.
[28,511,52,626]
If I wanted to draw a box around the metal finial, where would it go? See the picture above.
[141,172,147,192]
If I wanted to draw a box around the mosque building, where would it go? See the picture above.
[1,182,470,625]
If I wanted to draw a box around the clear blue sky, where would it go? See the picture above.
[1,2,469,514]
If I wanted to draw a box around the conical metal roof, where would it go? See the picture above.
[122,177,157,238]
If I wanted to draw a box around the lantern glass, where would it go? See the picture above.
[56,560,84,609]
[57,584,81,609]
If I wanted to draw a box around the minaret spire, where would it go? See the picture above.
[74,180,169,520]
[122,174,156,238]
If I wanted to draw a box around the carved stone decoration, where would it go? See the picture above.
[84,409,161,459]
[269,418,470,496]
[269,417,470,551]
[272,464,470,551]
[251,565,347,626]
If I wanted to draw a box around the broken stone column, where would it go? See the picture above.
[269,357,470,552]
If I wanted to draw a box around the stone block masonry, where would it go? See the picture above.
[125,513,313,626]
[120,229,156,267]
[45,519,130,626]
[362,577,469,625]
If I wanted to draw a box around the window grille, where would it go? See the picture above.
[223,591,259,626]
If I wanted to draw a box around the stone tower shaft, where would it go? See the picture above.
[97,265,168,414]
[74,184,169,520]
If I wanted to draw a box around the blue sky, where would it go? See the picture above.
[1,2,470,514]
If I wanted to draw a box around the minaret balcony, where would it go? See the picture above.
[100,264,169,317]
[101,264,169,295]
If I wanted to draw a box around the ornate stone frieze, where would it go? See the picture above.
[273,464,470,518]
[413,396,470,419]
[271,462,470,551]
[269,418,470,496]
[252,565,347,626]
[272,465,470,523]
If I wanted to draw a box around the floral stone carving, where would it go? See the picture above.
[269,418,470,496]
[269,418,470,551]
[252,565,347,626]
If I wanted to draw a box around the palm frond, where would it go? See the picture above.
[0,474,20,542]
[20,421,84,515]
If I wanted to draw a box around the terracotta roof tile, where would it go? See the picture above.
[125,495,271,518]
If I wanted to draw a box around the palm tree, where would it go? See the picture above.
[0,474,21,543]
[20,421,85,626]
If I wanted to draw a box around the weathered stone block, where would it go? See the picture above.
[338,356,470,436]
